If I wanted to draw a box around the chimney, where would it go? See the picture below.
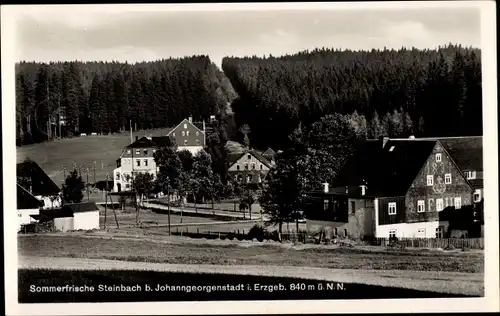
[359,184,367,196]
[322,182,329,193]
[188,116,193,123]
[379,136,389,148]
[408,135,415,139]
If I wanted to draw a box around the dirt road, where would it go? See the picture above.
[18,255,483,296]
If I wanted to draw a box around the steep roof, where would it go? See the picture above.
[389,136,483,172]
[17,184,43,210]
[63,202,99,213]
[227,149,274,169]
[16,160,60,196]
[335,139,438,197]
[126,136,173,149]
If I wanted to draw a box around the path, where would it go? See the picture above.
[19,256,483,296]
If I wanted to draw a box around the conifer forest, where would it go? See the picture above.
[16,45,482,149]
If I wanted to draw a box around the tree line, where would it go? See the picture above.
[15,56,237,146]
[222,44,482,150]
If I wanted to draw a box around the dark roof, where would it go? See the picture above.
[38,208,73,220]
[17,160,60,196]
[335,139,438,197]
[437,137,483,172]
[17,184,43,209]
[389,136,483,172]
[227,150,273,169]
[126,136,173,149]
[63,202,99,213]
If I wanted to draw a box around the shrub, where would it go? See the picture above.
[247,224,266,242]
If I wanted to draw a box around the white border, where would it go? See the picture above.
[3,2,499,315]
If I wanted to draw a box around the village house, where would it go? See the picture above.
[34,202,100,232]
[17,184,43,232]
[304,136,478,239]
[227,149,275,185]
[16,160,62,210]
[113,116,214,192]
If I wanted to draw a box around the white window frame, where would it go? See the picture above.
[435,153,442,162]
[389,229,397,238]
[474,190,482,202]
[388,202,397,215]
[445,173,452,184]
[436,198,444,212]
[454,197,462,209]
[427,175,434,186]
[417,200,425,213]
[183,123,187,129]
[144,159,148,166]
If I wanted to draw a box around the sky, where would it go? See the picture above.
[12,3,482,68]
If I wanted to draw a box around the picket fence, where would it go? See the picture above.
[374,237,484,249]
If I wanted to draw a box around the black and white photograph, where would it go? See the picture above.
[2,1,499,315]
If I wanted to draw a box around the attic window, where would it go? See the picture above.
[260,164,263,170]
[389,146,395,152]
[196,131,199,136]
[184,123,187,129]
[236,165,240,170]
[247,154,251,160]
[445,173,452,184]
[172,133,175,137]
[436,153,442,162]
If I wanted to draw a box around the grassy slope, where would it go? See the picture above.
[18,235,484,273]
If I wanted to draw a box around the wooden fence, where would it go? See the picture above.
[374,237,484,249]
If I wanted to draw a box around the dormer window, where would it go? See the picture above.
[436,154,442,162]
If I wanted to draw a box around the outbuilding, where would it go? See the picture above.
[38,202,100,232]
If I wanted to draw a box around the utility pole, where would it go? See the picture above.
[93,161,96,184]
[104,173,108,229]
[86,168,90,201]
[130,119,133,144]
[167,180,171,235]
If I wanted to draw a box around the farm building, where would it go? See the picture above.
[113,116,214,192]
[35,202,100,232]
[228,149,275,185]
[17,184,43,232]
[304,136,478,239]
[17,159,62,209]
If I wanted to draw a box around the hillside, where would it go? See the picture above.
[15,56,237,146]
[222,44,482,150]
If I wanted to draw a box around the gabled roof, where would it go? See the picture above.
[389,136,483,172]
[126,136,173,149]
[227,149,274,169]
[63,202,99,213]
[262,148,277,160]
[167,119,205,136]
[335,139,439,197]
[17,184,43,210]
[17,160,60,196]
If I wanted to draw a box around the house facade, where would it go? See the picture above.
[113,136,164,192]
[17,184,43,232]
[166,116,206,155]
[304,137,476,239]
[228,150,274,184]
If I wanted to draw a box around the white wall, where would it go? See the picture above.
[375,221,441,238]
[35,195,62,210]
[17,208,39,231]
[228,153,271,172]
[177,146,204,156]
[73,211,100,230]
[54,217,74,232]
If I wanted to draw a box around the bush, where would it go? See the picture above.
[247,224,266,242]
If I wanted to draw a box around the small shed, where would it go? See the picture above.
[39,202,100,232]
